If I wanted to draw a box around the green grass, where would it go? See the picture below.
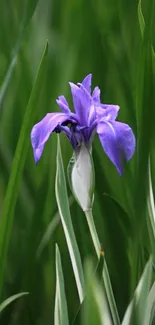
[0,0,155,324]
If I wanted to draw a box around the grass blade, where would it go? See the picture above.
[0,0,39,109]
[55,135,85,303]
[85,210,120,325]
[138,0,145,38]
[0,292,28,314]
[54,244,69,325]
[82,259,112,325]
[147,159,155,256]
[122,258,152,325]
[0,42,48,295]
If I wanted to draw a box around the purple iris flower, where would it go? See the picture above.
[31,74,135,175]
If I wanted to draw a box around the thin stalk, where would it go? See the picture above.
[85,209,120,325]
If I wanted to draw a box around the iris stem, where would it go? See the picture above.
[85,209,120,325]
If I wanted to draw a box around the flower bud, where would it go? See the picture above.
[68,144,94,211]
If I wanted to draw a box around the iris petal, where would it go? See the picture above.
[92,86,101,103]
[69,82,92,126]
[31,113,74,163]
[56,96,70,114]
[97,120,135,175]
[96,104,119,121]
[81,73,92,93]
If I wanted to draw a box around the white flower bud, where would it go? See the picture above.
[70,144,94,211]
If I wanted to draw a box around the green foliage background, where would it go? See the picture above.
[0,0,155,323]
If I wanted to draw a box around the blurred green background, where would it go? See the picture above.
[0,0,155,324]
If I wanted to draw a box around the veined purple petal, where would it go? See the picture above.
[81,74,92,93]
[56,95,70,114]
[92,86,101,103]
[97,121,135,175]
[69,82,92,126]
[96,104,119,121]
[31,113,74,163]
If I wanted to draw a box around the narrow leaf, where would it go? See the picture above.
[122,258,152,325]
[0,42,48,294]
[0,292,28,314]
[54,244,69,325]
[82,260,112,325]
[55,135,85,303]
[138,0,145,38]
[0,0,39,109]
[147,159,155,257]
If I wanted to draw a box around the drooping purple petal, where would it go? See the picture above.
[97,120,135,175]
[56,96,70,114]
[31,113,74,163]
[81,74,92,93]
[69,82,92,126]
[96,104,119,121]
[92,86,101,103]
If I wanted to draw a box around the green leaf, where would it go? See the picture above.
[122,258,152,325]
[67,152,75,191]
[0,0,39,108]
[82,259,112,325]
[0,42,48,294]
[54,244,69,325]
[0,292,29,314]
[134,0,155,289]
[55,135,85,303]
[37,196,74,258]
[85,209,120,325]
[73,252,105,325]
[138,0,145,38]
[147,160,155,257]
[147,281,155,325]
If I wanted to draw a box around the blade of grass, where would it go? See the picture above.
[147,282,155,325]
[37,195,74,258]
[132,0,155,291]
[55,135,85,303]
[0,0,39,110]
[122,258,152,325]
[138,0,145,38]
[82,259,112,325]
[54,244,69,325]
[85,210,120,325]
[0,42,48,296]
[72,251,105,325]
[147,159,155,257]
[0,292,29,314]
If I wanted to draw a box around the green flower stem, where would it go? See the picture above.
[85,209,120,325]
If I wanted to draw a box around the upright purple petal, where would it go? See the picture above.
[56,96,70,114]
[31,113,73,163]
[81,74,92,93]
[69,82,92,126]
[97,121,135,175]
[92,86,101,103]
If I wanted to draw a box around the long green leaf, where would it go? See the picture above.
[147,282,155,325]
[82,259,112,325]
[54,244,69,325]
[0,42,48,295]
[122,258,152,325]
[85,209,120,325]
[138,0,145,38]
[55,135,85,303]
[0,0,39,108]
[0,292,28,314]
[147,159,155,257]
